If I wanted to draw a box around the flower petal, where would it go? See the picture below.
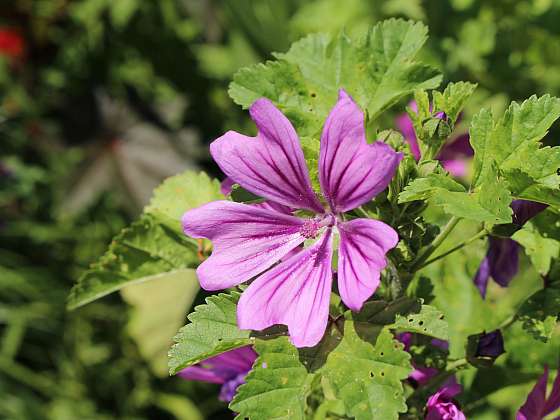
[543,368,560,416]
[178,366,225,384]
[488,237,520,287]
[473,255,491,298]
[210,99,323,212]
[337,218,399,311]
[319,89,402,213]
[182,201,307,290]
[237,230,334,348]
[517,366,549,420]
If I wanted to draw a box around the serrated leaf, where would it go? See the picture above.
[512,209,560,275]
[469,95,560,206]
[319,324,411,420]
[120,269,199,376]
[392,304,448,340]
[168,292,251,375]
[506,169,560,207]
[69,170,222,309]
[229,19,441,137]
[230,337,315,420]
[145,171,223,230]
[67,213,199,309]
[399,172,466,203]
[400,171,512,223]
[432,81,477,122]
[517,287,560,342]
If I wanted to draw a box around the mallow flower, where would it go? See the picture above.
[179,346,257,402]
[425,378,466,420]
[517,365,560,420]
[396,101,473,177]
[182,90,402,347]
[474,200,547,297]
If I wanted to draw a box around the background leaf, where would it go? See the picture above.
[120,269,199,376]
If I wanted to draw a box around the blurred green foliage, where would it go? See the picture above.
[2,0,560,418]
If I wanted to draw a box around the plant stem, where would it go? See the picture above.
[355,206,370,219]
[0,355,57,397]
[410,216,461,272]
[418,229,488,270]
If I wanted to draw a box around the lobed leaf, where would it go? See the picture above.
[432,81,477,123]
[229,19,441,137]
[230,337,315,420]
[68,170,222,309]
[516,287,560,342]
[67,213,199,309]
[168,292,251,375]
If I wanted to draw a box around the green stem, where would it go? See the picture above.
[355,206,370,219]
[418,229,488,270]
[410,216,461,272]
[0,355,57,397]
[498,314,517,330]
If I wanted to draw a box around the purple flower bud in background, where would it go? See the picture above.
[425,378,466,420]
[475,329,505,359]
[179,346,257,402]
[517,365,560,420]
[395,101,473,177]
[474,200,547,298]
[511,200,547,226]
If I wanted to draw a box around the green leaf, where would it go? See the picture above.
[512,211,560,275]
[469,95,560,205]
[432,81,477,123]
[230,337,315,420]
[120,269,199,377]
[319,324,411,420]
[145,171,223,230]
[168,292,251,375]
[517,287,560,342]
[392,304,448,340]
[506,169,560,207]
[229,19,441,137]
[399,170,512,223]
[69,170,223,309]
[399,172,466,203]
[67,214,199,310]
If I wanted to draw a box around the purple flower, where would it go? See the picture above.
[182,90,402,347]
[397,333,446,387]
[517,365,560,420]
[179,346,257,402]
[425,378,466,420]
[474,200,547,298]
[395,102,473,177]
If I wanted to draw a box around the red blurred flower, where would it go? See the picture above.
[0,28,25,60]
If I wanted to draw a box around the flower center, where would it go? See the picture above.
[301,219,321,239]
[300,214,336,239]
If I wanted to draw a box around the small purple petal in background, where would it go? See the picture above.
[395,102,473,177]
[237,229,333,348]
[220,177,235,195]
[426,378,466,420]
[474,237,519,298]
[210,99,323,212]
[319,90,402,213]
[179,346,257,403]
[337,218,399,311]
